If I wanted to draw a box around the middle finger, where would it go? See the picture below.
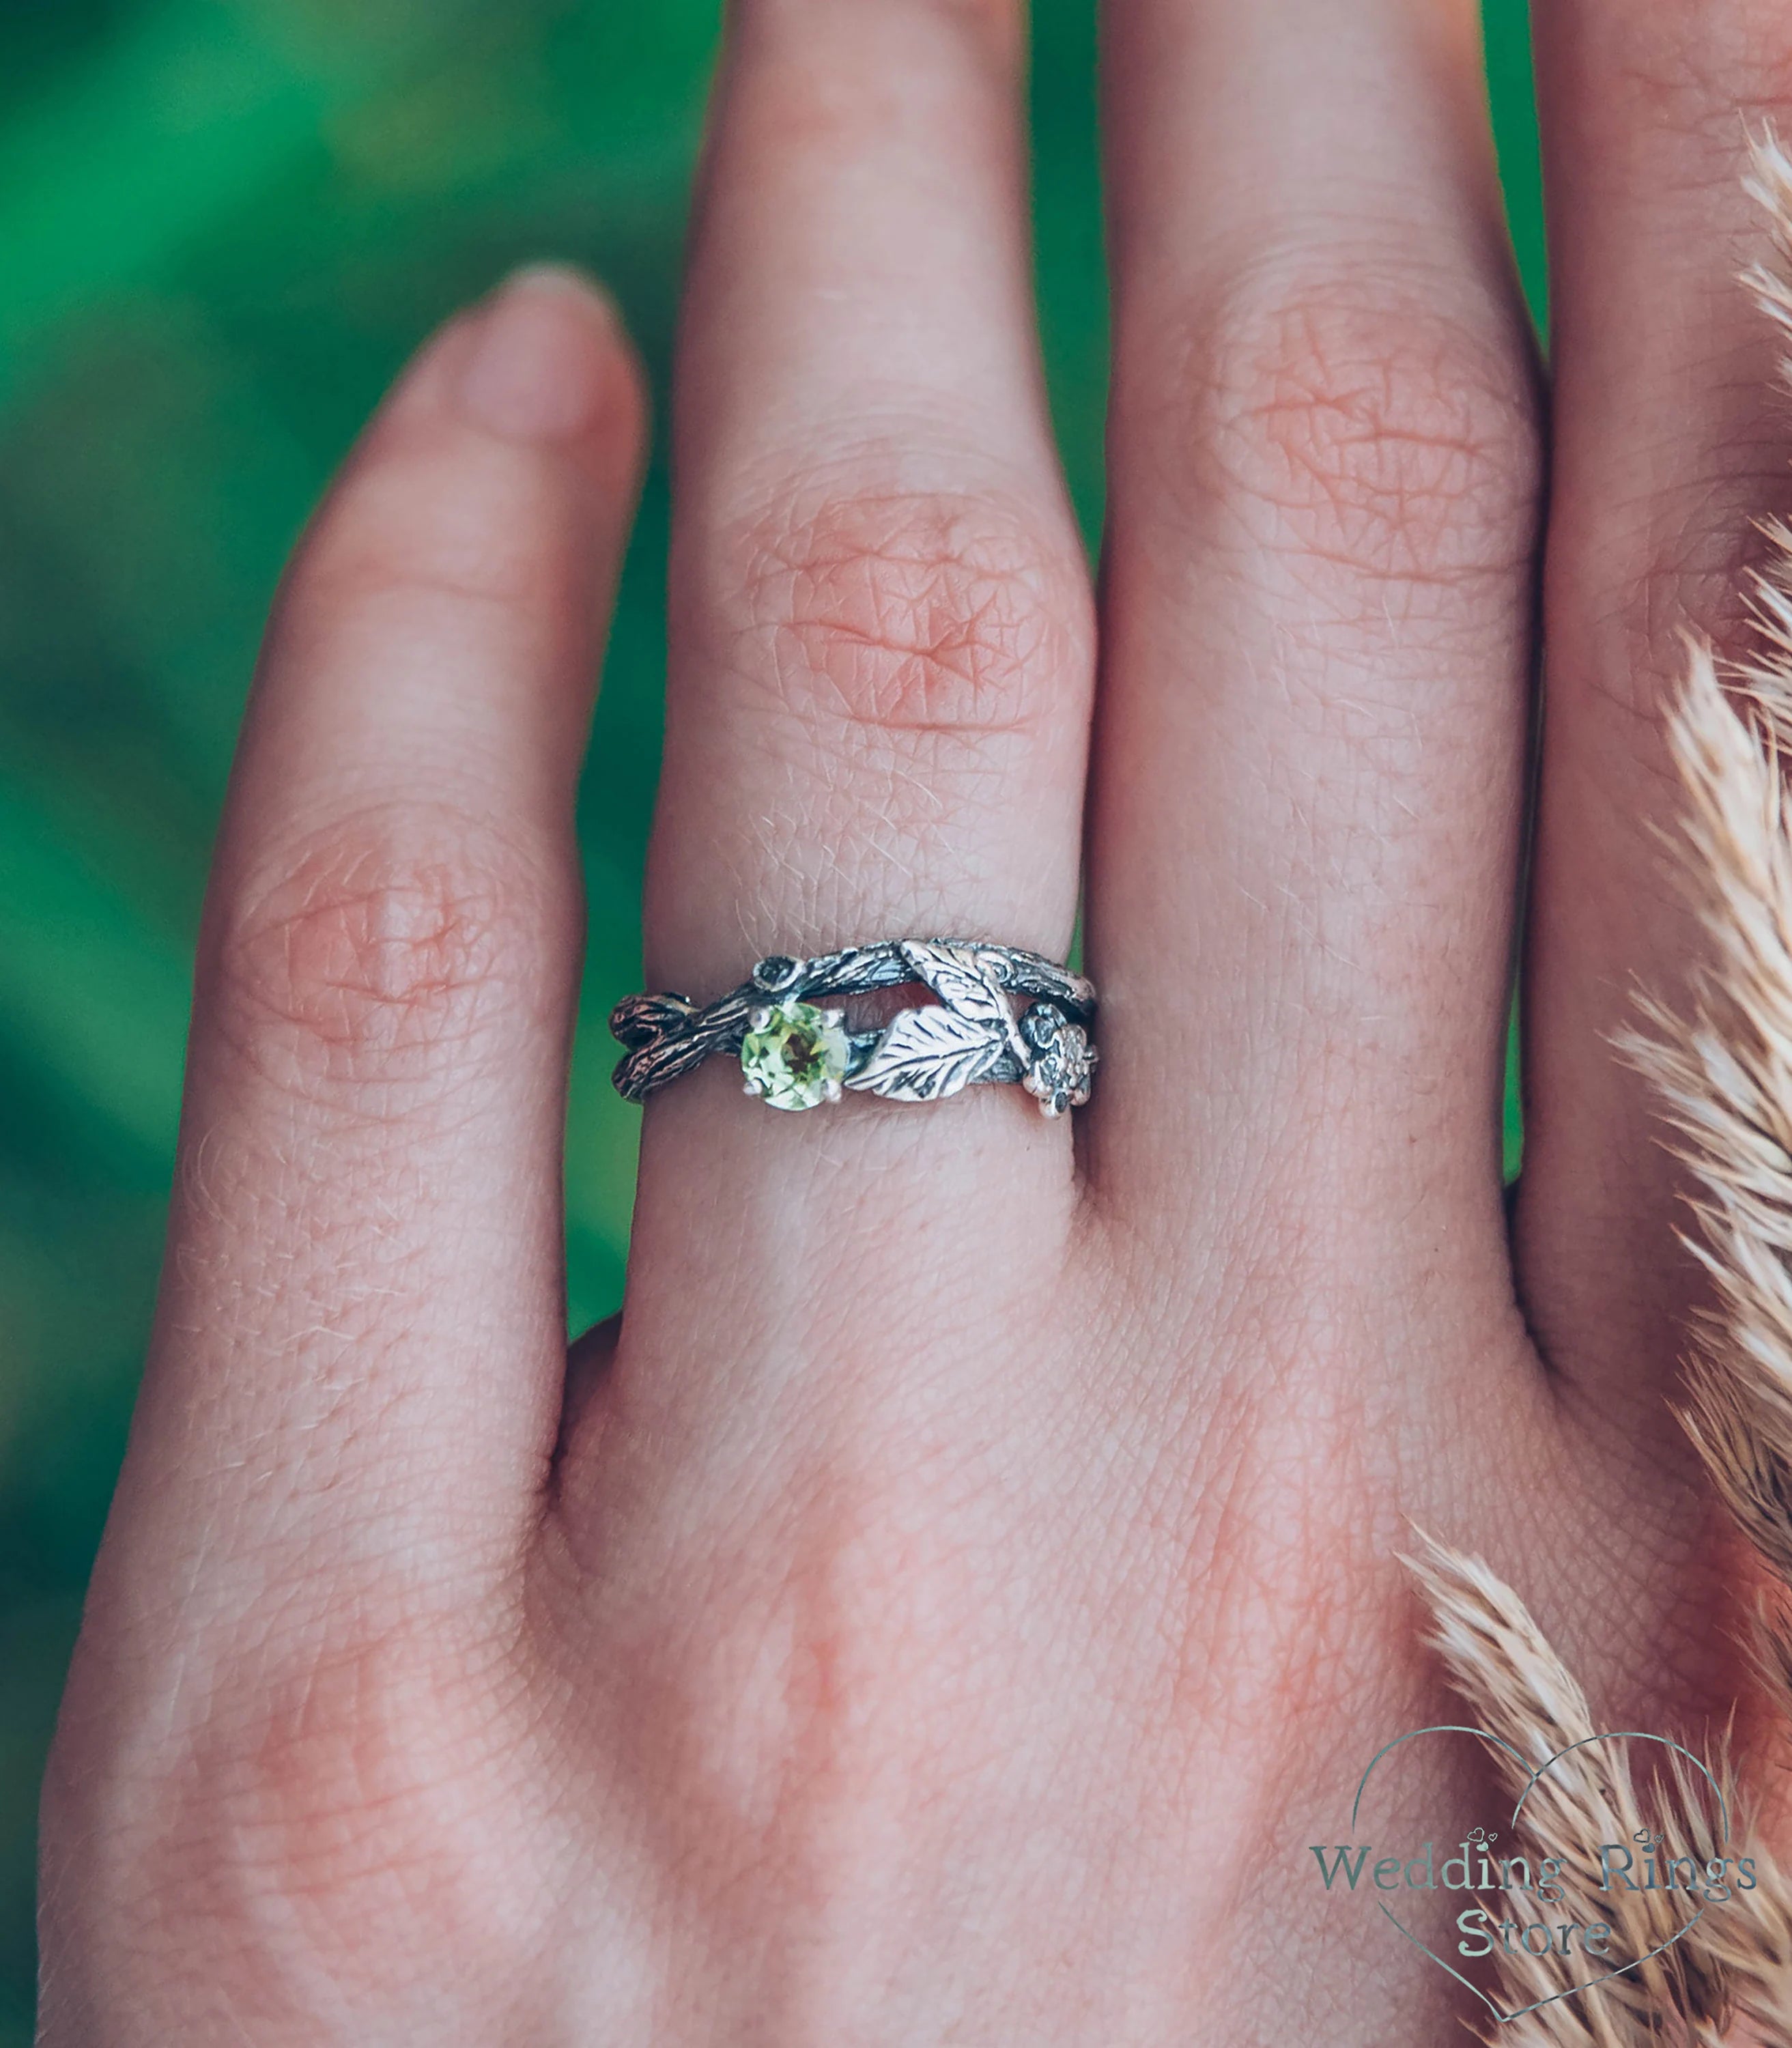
[1090,0,1540,1315]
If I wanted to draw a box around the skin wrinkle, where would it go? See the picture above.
[1589,530,1791,736]
[1598,2,1792,127]
[702,729,1035,957]
[730,674,1027,810]
[1154,259,1536,586]
[676,628,1064,961]
[212,808,563,1094]
[295,552,573,642]
[724,487,1085,743]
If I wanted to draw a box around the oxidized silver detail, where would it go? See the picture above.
[610,938,1097,1117]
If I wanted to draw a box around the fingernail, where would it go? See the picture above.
[455,264,620,444]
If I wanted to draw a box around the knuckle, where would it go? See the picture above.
[728,485,1088,747]
[297,441,579,626]
[213,806,552,1095]
[90,1619,538,2005]
[214,1625,512,1900]
[1171,260,1536,588]
[613,1507,981,1881]
[1608,2,1792,123]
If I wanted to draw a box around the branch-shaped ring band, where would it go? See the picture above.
[610,939,1098,1118]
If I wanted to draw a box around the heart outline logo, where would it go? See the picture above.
[1348,1725,1730,2026]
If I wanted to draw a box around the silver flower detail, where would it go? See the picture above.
[1021,1003,1096,1118]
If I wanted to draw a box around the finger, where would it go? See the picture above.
[1518,5,1792,1413]
[102,272,646,1604]
[646,0,1092,1010]
[1088,0,1539,1294]
[592,1,1093,1460]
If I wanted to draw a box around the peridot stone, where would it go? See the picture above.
[739,1000,851,1111]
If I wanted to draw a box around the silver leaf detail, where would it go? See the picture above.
[846,1006,1006,1103]
[898,939,1026,1057]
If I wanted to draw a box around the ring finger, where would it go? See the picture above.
[560,0,1096,1496]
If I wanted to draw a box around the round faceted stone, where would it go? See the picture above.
[739,1000,851,1111]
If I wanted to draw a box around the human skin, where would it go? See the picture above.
[32,0,1792,2038]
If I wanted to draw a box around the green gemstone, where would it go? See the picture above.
[739,1001,851,1111]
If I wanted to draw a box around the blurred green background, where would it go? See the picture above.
[0,0,1543,2031]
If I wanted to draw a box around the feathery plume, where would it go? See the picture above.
[1625,635,1792,1651]
[1483,132,1792,2048]
[1407,1535,1731,2045]
[1619,595,1792,2048]
[1630,134,1792,1704]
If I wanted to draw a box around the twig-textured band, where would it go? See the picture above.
[610,938,1098,1116]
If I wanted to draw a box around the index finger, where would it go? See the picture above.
[99,272,644,1612]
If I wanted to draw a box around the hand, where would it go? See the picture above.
[35,1,1782,2039]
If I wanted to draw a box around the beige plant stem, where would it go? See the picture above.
[1407,1535,1731,2045]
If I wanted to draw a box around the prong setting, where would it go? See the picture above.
[738,998,853,1111]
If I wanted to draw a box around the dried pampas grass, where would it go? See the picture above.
[1408,1535,1739,2045]
[1624,130,1792,1744]
[1626,637,1792,1698]
[1408,1524,1792,2044]
[1402,132,1792,2046]
[1614,586,1792,2048]
[1618,124,1792,2046]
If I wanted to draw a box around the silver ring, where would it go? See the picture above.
[610,939,1098,1117]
